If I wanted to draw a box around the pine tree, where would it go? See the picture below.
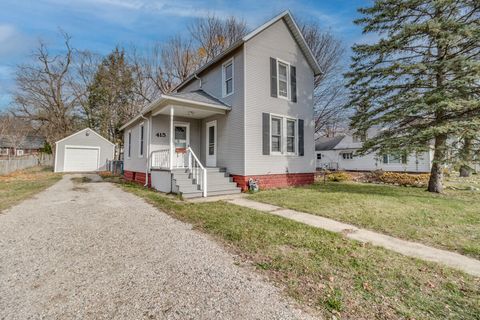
[87,47,136,147]
[346,0,480,192]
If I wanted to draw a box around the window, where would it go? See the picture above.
[277,60,289,98]
[383,154,407,164]
[139,124,144,157]
[223,58,233,96]
[316,153,322,160]
[0,148,8,156]
[353,133,367,143]
[127,131,131,158]
[271,117,282,153]
[286,119,296,153]
[16,149,24,156]
[342,152,353,160]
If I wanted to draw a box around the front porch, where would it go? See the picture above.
[136,90,241,198]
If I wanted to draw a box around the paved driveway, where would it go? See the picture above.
[0,175,314,320]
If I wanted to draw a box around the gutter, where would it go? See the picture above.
[139,114,150,187]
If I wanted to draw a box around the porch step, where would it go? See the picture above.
[171,167,241,198]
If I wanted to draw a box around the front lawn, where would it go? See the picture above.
[0,166,61,212]
[249,181,480,259]
[108,179,480,319]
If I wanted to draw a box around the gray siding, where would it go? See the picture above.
[244,19,315,175]
[123,115,202,173]
[55,129,115,172]
[179,47,245,175]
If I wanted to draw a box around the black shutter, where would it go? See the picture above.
[290,65,297,102]
[262,113,270,155]
[270,57,277,97]
[298,119,304,156]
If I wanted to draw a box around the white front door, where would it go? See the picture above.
[206,120,217,167]
[173,122,189,168]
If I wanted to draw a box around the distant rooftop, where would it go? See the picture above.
[0,136,45,149]
[315,135,345,151]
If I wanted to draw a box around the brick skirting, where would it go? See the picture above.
[123,170,151,187]
[231,173,314,192]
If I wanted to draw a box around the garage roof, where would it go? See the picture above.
[55,128,115,146]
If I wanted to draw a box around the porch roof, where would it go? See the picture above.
[120,90,231,130]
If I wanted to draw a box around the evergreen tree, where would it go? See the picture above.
[87,47,136,148]
[346,0,480,192]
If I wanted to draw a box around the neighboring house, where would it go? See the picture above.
[0,136,45,158]
[120,11,321,198]
[54,128,115,173]
[315,128,433,173]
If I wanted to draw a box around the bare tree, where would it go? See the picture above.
[189,14,247,64]
[0,114,30,157]
[301,22,350,138]
[12,32,79,147]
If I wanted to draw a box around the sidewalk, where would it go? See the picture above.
[191,195,480,277]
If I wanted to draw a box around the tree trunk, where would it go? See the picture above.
[459,136,472,177]
[428,134,447,193]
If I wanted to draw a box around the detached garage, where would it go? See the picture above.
[54,128,115,173]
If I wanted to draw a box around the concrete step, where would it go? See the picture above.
[181,188,241,199]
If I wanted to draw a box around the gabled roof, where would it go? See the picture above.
[0,136,45,149]
[168,90,229,108]
[175,10,322,91]
[119,90,231,130]
[315,135,346,151]
[55,128,115,146]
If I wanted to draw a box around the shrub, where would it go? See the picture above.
[376,172,430,187]
[327,171,352,182]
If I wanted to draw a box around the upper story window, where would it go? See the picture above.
[270,57,296,102]
[222,58,234,97]
[277,60,289,99]
[139,124,144,157]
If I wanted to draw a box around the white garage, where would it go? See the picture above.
[54,128,115,173]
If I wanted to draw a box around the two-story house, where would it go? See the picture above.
[120,11,321,198]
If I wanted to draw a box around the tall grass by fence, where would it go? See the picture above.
[0,154,53,175]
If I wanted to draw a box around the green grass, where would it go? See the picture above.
[249,181,480,259]
[108,179,480,319]
[0,166,62,212]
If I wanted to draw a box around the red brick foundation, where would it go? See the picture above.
[123,170,151,187]
[231,173,314,192]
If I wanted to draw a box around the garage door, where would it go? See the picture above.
[64,147,99,172]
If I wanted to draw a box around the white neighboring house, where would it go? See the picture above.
[315,128,433,173]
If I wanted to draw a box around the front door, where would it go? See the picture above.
[206,120,217,167]
[174,122,189,168]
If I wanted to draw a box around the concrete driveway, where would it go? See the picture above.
[0,174,314,320]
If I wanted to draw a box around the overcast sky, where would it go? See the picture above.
[0,0,372,110]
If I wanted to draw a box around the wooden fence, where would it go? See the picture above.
[0,154,53,175]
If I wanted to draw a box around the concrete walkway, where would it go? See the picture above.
[223,197,480,277]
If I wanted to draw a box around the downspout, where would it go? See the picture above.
[140,114,150,187]
[194,74,202,88]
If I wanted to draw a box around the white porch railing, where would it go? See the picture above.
[150,147,207,197]
[151,149,170,169]
[187,147,207,197]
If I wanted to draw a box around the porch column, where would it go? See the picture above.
[169,106,174,170]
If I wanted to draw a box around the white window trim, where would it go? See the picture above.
[342,152,354,160]
[173,121,190,149]
[127,130,132,159]
[269,113,298,156]
[139,122,144,158]
[276,59,290,100]
[222,57,234,97]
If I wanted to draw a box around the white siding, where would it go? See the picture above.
[244,19,315,175]
[316,150,432,173]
